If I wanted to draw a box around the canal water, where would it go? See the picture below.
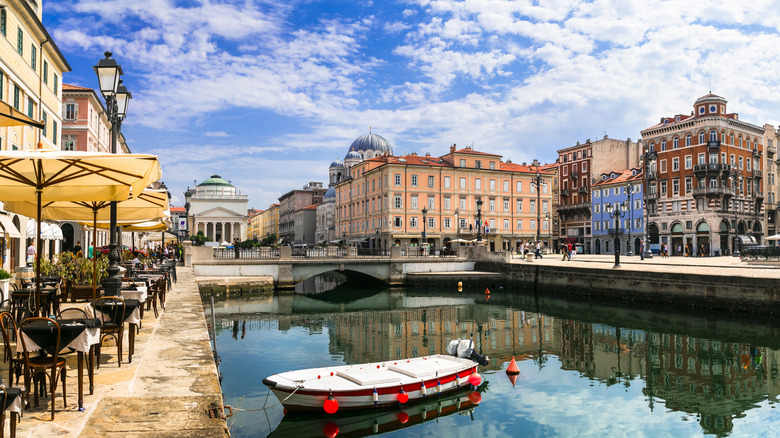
[204,276,780,437]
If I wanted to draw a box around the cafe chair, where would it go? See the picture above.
[92,297,126,368]
[18,317,67,421]
[0,384,23,438]
[56,308,90,321]
[146,280,161,319]
[0,313,24,387]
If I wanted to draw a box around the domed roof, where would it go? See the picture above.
[330,159,344,168]
[348,133,393,155]
[345,151,362,160]
[198,175,233,187]
[695,93,726,104]
[323,186,336,199]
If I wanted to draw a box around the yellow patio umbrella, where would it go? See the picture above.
[0,100,45,129]
[4,189,169,299]
[0,149,162,312]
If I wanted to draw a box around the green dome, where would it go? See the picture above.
[198,175,233,187]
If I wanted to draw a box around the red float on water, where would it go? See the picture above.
[398,389,409,404]
[398,412,409,423]
[468,373,482,386]
[468,391,482,404]
[323,421,339,437]
[506,356,520,375]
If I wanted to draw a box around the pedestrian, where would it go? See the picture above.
[699,244,705,257]
[567,242,573,261]
[570,242,576,259]
[535,241,543,259]
[73,241,82,256]
[561,243,569,261]
[639,240,645,260]
[26,241,36,266]
[234,237,241,259]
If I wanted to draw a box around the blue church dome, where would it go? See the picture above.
[345,151,362,160]
[348,133,393,156]
[323,186,336,199]
[330,159,344,168]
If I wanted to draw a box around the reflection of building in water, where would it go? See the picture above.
[214,298,779,436]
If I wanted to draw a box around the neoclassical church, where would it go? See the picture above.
[329,131,394,186]
[189,175,248,244]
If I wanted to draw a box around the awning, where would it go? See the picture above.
[0,214,20,238]
[0,99,45,128]
[737,235,758,244]
[49,223,64,240]
[766,234,780,241]
[27,220,57,240]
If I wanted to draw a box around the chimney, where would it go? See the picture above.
[450,144,456,153]
[425,152,431,157]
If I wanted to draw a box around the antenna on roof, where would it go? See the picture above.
[709,79,711,94]
[370,126,372,134]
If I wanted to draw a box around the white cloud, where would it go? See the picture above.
[204,131,231,138]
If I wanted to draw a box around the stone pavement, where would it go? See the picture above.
[508,252,780,279]
[1,266,228,437]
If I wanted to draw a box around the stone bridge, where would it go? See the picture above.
[184,245,496,289]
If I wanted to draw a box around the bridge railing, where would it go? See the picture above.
[214,248,280,259]
[210,247,462,259]
[742,245,780,260]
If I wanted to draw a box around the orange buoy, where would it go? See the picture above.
[507,373,519,387]
[468,373,482,386]
[323,394,339,414]
[506,356,520,375]
[399,412,409,423]
[323,422,339,437]
[485,287,490,295]
[398,388,409,404]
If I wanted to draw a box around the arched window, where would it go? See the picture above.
[673,137,679,149]
[685,134,692,147]
[754,139,758,150]
[648,141,655,152]
[661,139,667,151]
[709,130,717,142]
[721,130,726,142]
[698,131,705,144]
[730,133,734,145]
[738,135,743,148]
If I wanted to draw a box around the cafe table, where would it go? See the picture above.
[11,286,60,316]
[84,299,142,363]
[1,385,23,435]
[121,285,148,321]
[18,317,101,409]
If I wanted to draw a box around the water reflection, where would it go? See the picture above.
[209,288,780,437]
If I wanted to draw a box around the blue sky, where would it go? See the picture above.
[43,0,780,209]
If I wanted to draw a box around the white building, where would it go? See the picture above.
[189,175,248,244]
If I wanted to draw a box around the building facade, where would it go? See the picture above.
[315,187,336,245]
[641,94,764,256]
[762,124,778,242]
[61,83,129,153]
[247,208,262,240]
[591,168,644,255]
[278,183,325,244]
[260,204,279,239]
[557,137,641,254]
[189,175,248,244]
[293,205,317,247]
[0,0,70,271]
[334,144,555,252]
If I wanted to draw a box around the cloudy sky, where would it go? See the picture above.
[44,0,780,209]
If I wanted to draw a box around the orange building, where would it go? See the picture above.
[334,145,554,252]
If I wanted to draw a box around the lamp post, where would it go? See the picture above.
[532,169,543,243]
[605,201,628,268]
[375,227,380,253]
[184,186,194,240]
[625,182,636,256]
[475,197,483,241]
[454,208,459,253]
[422,207,428,255]
[545,212,550,248]
[94,51,132,297]
[640,150,656,258]
[731,170,743,256]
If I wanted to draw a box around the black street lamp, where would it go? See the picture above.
[640,150,656,259]
[422,207,428,254]
[184,186,195,239]
[454,208,460,252]
[94,51,132,297]
[375,227,380,251]
[475,197,483,242]
[532,168,543,243]
[605,201,628,268]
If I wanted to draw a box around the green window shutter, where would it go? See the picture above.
[42,112,47,137]
[54,75,58,94]
[53,120,57,145]
[13,85,19,110]
[43,61,48,84]
[31,45,36,69]
[17,27,22,55]
[0,71,3,100]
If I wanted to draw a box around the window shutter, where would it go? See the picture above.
[74,103,79,120]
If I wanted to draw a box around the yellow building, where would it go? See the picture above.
[0,0,70,272]
[260,203,279,239]
[247,208,262,240]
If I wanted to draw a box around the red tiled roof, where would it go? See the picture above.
[451,148,502,157]
[302,204,319,210]
[592,168,643,187]
[62,83,93,91]
[499,162,554,174]
[169,207,185,213]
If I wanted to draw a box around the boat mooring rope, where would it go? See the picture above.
[225,385,301,413]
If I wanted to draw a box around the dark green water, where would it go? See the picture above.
[204,279,780,437]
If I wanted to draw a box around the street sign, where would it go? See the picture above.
[179,219,186,230]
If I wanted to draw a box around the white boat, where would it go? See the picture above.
[263,339,489,412]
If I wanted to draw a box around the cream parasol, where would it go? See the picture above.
[0,149,161,311]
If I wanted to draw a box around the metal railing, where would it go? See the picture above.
[742,246,780,259]
[213,248,280,259]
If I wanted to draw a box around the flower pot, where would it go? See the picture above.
[69,283,101,302]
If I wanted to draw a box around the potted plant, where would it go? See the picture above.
[0,268,11,301]
[59,252,109,301]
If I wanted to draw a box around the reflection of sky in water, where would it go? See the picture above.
[213,291,780,437]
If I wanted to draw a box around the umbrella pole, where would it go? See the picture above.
[92,209,98,301]
[35,188,42,316]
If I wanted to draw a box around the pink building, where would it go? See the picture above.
[61,83,129,153]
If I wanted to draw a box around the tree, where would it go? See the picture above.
[192,231,212,246]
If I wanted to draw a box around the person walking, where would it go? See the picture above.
[26,242,36,267]
[561,243,570,261]
[73,241,82,256]
[639,240,645,260]
[234,238,241,259]
[534,241,543,259]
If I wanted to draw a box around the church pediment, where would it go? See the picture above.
[195,206,246,219]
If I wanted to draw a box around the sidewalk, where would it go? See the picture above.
[508,253,780,279]
[3,267,228,437]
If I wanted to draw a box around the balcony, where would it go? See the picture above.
[578,186,588,193]
[754,191,765,200]
[753,169,762,179]
[646,192,657,200]
[693,163,732,175]
[768,145,777,156]
[560,189,570,197]
[646,171,657,180]
[557,202,590,212]
[753,148,761,157]
[692,186,732,197]
[570,170,579,179]
[707,140,721,150]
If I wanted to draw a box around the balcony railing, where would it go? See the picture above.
[692,186,732,197]
[571,170,579,178]
[557,202,590,211]
[646,192,657,200]
[707,140,721,149]
[560,189,570,197]
[754,191,765,200]
[578,186,587,193]
[753,170,762,178]
[646,171,657,180]
[694,163,732,173]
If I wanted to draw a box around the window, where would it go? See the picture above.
[0,9,5,36]
[672,157,679,171]
[53,75,58,94]
[459,177,466,189]
[710,130,717,142]
[489,218,496,229]
[517,219,523,229]
[460,197,466,210]
[504,219,510,229]
[411,195,418,209]
[428,196,435,209]
[685,155,692,169]
[444,176,451,188]
[530,200,536,213]
[747,158,751,171]
[594,204,600,213]
[427,217,434,229]
[13,85,19,110]
[673,137,679,149]
[582,162,587,172]
[730,154,735,166]
[738,156,743,169]
[43,60,48,84]
[503,180,509,192]
[444,218,451,228]
[516,181,522,192]
[503,199,509,211]
[489,179,496,191]
[475,179,481,190]
[530,220,536,230]
[489,161,495,170]
[634,199,641,209]
[393,195,402,208]
[66,103,76,120]
[699,131,705,144]
[516,199,523,212]
[0,71,3,99]
[542,183,548,194]
[594,189,600,199]
[42,112,47,136]
[63,136,75,151]
[673,179,679,196]
[444,197,451,210]
[659,159,666,173]
[698,153,705,165]
[428,175,434,187]
[488,198,495,211]
[30,45,36,69]
[27,98,33,118]
[686,134,692,147]
[411,175,418,186]
[410,217,417,228]
[459,218,467,229]
[53,120,57,145]
[661,180,667,196]
[475,160,482,169]
[17,27,23,55]
[542,200,549,213]
[394,174,401,186]
[661,139,667,151]
[459,159,466,167]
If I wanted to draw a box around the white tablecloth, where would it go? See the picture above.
[84,302,141,325]
[18,324,100,354]
[1,387,23,414]
[120,286,147,304]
